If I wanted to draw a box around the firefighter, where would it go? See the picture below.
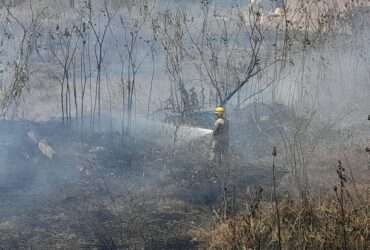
[209,106,229,165]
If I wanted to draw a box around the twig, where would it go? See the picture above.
[272,146,282,250]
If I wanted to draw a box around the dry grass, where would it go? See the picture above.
[192,154,370,250]
[192,190,369,250]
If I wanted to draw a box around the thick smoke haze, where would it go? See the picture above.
[0,1,369,249]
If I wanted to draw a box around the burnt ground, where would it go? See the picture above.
[0,114,287,249]
[0,105,368,249]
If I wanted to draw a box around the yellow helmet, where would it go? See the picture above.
[214,106,225,114]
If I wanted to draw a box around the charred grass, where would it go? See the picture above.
[0,121,369,249]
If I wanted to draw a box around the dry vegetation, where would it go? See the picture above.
[193,153,370,250]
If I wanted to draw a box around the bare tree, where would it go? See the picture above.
[1,3,46,116]
[111,1,154,134]
[153,9,191,117]
[88,0,114,127]
[48,23,79,122]
[154,1,277,115]
[74,19,89,126]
